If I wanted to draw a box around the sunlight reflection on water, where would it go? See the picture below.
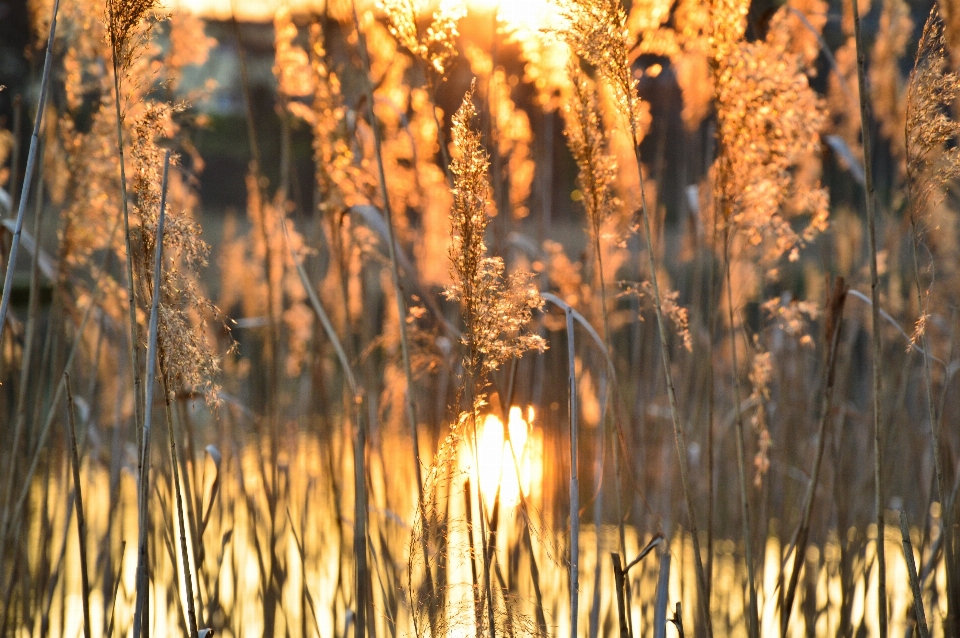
[25,437,946,638]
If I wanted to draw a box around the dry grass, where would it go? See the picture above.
[2,1,960,637]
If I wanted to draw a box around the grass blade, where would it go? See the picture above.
[0,0,60,348]
[900,510,929,638]
[64,374,91,638]
[133,149,172,638]
[850,0,887,631]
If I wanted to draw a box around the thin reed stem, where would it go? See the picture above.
[0,0,60,350]
[908,212,952,631]
[108,7,145,460]
[624,85,713,638]
[705,215,720,607]
[280,209,369,638]
[1,212,122,546]
[175,401,204,614]
[900,510,929,638]
[782,277,846,632]
[163,377,200,638]
[465,376,497,637]
[851,0,887,632]
[565,305,580,638]
[587,179,629,617]
[133,149,172,638]
[106,541,126,638]
[350,10,432,619]
[721,231,759,638]
[64,374,91,638]
[1,141,46,537]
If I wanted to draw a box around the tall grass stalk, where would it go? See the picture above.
[445,82,545,638]
[851,0,887,632]
[782,277,846,632]
[107,0,147,451]
[548,0,716,615]
[583,103,630,615]
[705,214,720,607]
[281,210,370,638]
[588,418,604,638]
[133,149,172,638]
[722,229,759,638]
[350,0,429,551]
[565,304,580,638]
[904,11,957,630]
[625,84,713,638]
[152,152,201,638]
[0,213,120,547]
[0,0,60,349]
[908,222,945,623]
[899,510,929,638]
[64,374,91,638]
[164,381,200,638]
[1,142,46,538]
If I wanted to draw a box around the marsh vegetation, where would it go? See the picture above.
[1,0,960,636]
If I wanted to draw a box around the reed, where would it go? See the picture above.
[133,149,171,638]
[2,2,960,637]
[905,7,960,631]
[106,0,152,454]
[851,0,887,632]
[63,374,90,638]
[781,277,846,632]
[565,304,580,638]
[0,0,60,348]
[899,510,929,638]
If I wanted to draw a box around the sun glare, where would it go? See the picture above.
[462,406,542,508]
[165,0,562,34]
[460,0,562,33]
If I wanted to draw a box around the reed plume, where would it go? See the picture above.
[562,66,619,258]
[712,7,829,265]
[382,0,464,78]
[409,84,545,638]
[905,7,960,633]
[555,2,711,633]
[445,87,545,373]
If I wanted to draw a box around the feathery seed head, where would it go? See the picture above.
[563,66,620,241]
[106,0,161,73]
[446,83,545,372]
[382,0,464,77]
[713,7,828,264]
[907,6,960,221]
[553,0,645,137]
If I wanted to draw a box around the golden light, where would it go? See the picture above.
[165,0,564,36]
[460,0,564,34]
[462,406,542,508]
